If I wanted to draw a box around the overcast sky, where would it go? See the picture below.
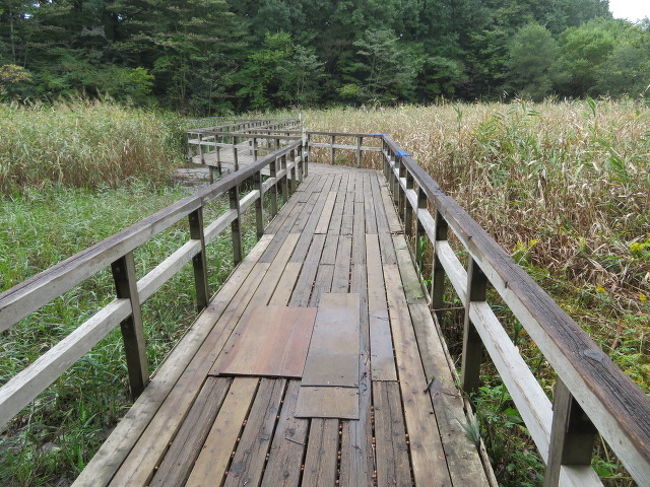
[609,0,650,22]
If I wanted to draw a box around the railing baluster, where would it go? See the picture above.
[430,210,448,323]
[111,252,148,399]
[255,170,264,239]
[198,133,204,164]
[281,154,289,201]
[398,158,407,219]
[415,187,427,272]
[270,156,278,217]
[543,380,597,486]
[229,184,242,264]
[233,136,239,171]
[404,170,414,238]
[356,136,362,166]
[253,137,258,160]
[289,149,297,193]
[188,208,209,311]
[330,135,336,165]
[461,256,486,394]
[305,134,310,177]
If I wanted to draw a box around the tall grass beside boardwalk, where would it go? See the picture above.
[302,100,649,485]
[0,99,187,193]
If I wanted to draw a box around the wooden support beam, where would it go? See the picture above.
[255,171,264,240]
[229,185,242,264]
[461,256,487,394]
[111,252,148,398]
[188,208,209,311]
[270,157,278,217]
[430,210,448,323]
[404,171,414,238]
[414,188,427,272]
[356,136,362,166]
[281,155,289,201]
[544,380,597,486]
[330,135,335,165]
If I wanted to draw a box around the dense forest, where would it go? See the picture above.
[0,0,649,113]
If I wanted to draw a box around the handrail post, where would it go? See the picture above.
[111,252,148,399]
[255,170,264,239]
[253,137,258,161]
[198,132,204,164]
[356,136,362,167]
[461,257,486,394]
[305,133,311,176]
[270,156,279,217]
[415,187,427,272]
[397,157,407,218]
[289,149,297,193]
[229,185,242,264]
[233,136,239,171]
[430,210,448,323]
[188,207,210,311]
[281,154,289,201]
[543,380,597,486]
[404,170,414,237]
[330,135,335,165]
[391,153,399,207]
[216,144,222,175]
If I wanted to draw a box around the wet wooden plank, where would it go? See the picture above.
[185,378,259,487]
[332,235,352,293]
[379,175,402,233]
[364,173,378,235]
[295,386,359,419]
[366,235,397,381]
[210,306,317,378]
[301,293,360,388]
[372,173,397,264]
[224,379,286,487]
[384,264,452,486]
[148,377,231,487]
[302,419,340,486]
[373,381,411,487]
[260,381,307,487]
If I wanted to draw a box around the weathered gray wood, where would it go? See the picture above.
[229,185,242,265]
[301,293,360,388]
[461,256,487,394]
[302,418,340,485]
[544,380,598,487]
[295,386,359,419]
[255,170,264,239]
[188,208,209,311]
[111,252,148,398]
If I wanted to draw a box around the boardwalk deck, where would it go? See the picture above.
[73,163,490,487]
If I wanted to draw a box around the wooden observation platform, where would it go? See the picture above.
[1,119,649,486]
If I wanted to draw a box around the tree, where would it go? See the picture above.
[507,23,561,100]
[342,28,420,105]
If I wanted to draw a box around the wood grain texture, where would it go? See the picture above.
[295,386,359,419]
[302,419,340,486]
[185,378,259,487]
[210,306,317,379]
[301,293,360,388]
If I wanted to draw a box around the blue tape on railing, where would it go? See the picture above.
[396,151,411,157]
[372,133,388,136]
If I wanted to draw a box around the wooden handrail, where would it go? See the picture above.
[0,139,306,431]
[379,134,650,485]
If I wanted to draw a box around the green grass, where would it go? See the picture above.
[0,182,263,486]
[0,98,187,193]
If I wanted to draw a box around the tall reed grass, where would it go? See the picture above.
[0,99,186,193]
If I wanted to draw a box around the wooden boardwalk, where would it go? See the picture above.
[75,163,490,486]
[4,123,649,487]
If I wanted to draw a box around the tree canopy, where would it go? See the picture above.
[0,0,647,112]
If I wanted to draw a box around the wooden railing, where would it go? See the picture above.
[374,135,650,486]
[0,139,307,431]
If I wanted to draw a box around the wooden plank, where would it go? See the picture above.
[392,234,489,486]
[363,173,378,235]
[301,293,360,388]
[185,378,259,487]
[148,377,231,487]
[72,235,272,487]
[331,234,352,293]
[302,419,340,486]
[315,191,337,233]
[260,381,307,487]
[366,235,396,381]
[383,263,452,486]
[308,264,334,307]
[295,386,359,419]
[106,231,300,486]
[379,176,402,233]
[210,305,316,378]
[291,235,327,307]
[224,378,286,487]
[372,381,411,487]
[372,173,397,264]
